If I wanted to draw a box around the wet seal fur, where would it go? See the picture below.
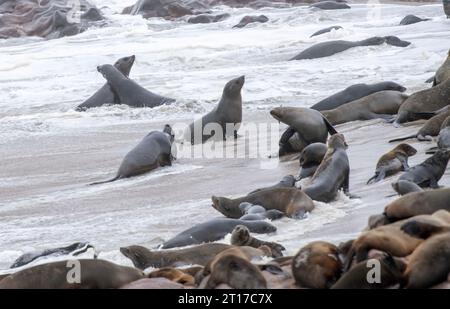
[297,142,327,180]
[231,225,285,258]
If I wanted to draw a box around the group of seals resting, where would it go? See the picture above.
[290,36,411,61]
[90,125,175,185]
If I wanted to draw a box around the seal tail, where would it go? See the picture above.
[388,134,416,143]
[322,116,338,135]
[89,176,120,186]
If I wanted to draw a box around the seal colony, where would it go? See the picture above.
[1,1,450,290]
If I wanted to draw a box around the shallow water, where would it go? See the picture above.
[0,2,449,271]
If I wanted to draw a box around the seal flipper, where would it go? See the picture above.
[322,116,338,135]
[388,134,416,143]
[89,175,120,186]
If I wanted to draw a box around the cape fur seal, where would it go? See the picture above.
[233,15,268,28]
[297,142,327,180]
[389,110,450,142]
[398,150,450,188]
[248,175,296,194]
[310,25,342,38]
[97,64,175,108]
[311,82,406,111]
[391,180,424,196]
[292,241,342,289]
[401,210,450,239]
[403,232,450,289]
[367,143,417,184]
[160,218,276,249]
[399,15,430,26]
[76,55,135,111]
[187,13,230,24]
[231,225,285,258]
[426,115,450,154]
[310,1,350,10]
[290,36,410,61]
[90,125,175,185]
[120,243,232,269]
[212,187,315,219]
[10,242,95,269]
[148,268,195,285]
[302,134,351,203]
[395,77,450,124]
[433,50,450,86]
[0,259,143,289]
[321,91,408,125]
[184,76,244,144]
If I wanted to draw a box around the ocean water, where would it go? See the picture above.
[0,2,449,272]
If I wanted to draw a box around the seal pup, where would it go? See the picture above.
[10,242,96,269]
[212,187,315,219]
[395,77,450,124]
[290,36,410,61]
[321,91,408,125]
[231,225,285,258]
[184,76,244,144]
[311,81,406,111]
[310,25,342,38]
[238,204,285,221]
[120,243,232,269]
[310,1,350,10]
[432,50,450,86]
[76,55,135,111]
[383,188,450,224]
[270,106,338,155]
[399,15,430,25]
[292,241,342,289]
[160,218,276,249]
[0,259,143,289]
[90,125,175,185]
[366,143,417,184]
[297,142,327,180]
[403,232,450,289]
[391,180,424,196]
[96,64,175,108]
[398,150,450,189]
[302,134,351,203]
[332,254,405,289]
[201,247,268,289]
[389,110,450,142]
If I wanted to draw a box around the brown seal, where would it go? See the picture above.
[433,49,450,86]
[120,243,232,269]
[367,143,417,184]
[292,241,342,289]
[400,210,450,239]
[148,268,195,285]
[0,259,143,289]
[231,225,285,258]
[212,187,315,219]
[404,232,450,289]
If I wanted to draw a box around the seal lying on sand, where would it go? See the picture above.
[321,91,408,125]
[160,218,276,249]
[302,134,352,203]
[231,225,285,258]
[184,76,245,144]
[97,64,175,108]
[10,242,95,269]
[290,36,410,60]
[0,259,143,289]
[76,55,136,111]
[90,125,175,185]
[367,143,417,184]
[212,188,314,219]
[311,82,406,111]
[398,150,450,189]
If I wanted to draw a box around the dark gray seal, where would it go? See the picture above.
[310,1,350,10]
[391,180,424,196]
[399,15,430,25]
[443,0,450,18]
[302,134,351,203]
[321,90,408,125]
[76,55,136,111]
[233,15,269,28]
[0,259,143,289]
[188,13,230,24]
[297,142,327,180]
[184,76,245,144]
[290,36,410,60]
[97,64,175,108]
[90,125,175,185]
[367,143,417,184]
[238,203,285,221]
[311,82,406,111]
[395,78,450,124]
[231,225,285,258]
[398,150,450,188]
[160,218,276,249]
[310,25,342,37]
